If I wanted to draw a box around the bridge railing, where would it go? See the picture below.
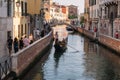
[0,56,12,80]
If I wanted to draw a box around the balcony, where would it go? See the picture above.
[100,0,118,4]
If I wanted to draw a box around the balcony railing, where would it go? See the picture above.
[100,0,117,4]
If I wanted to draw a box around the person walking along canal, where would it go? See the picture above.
[7,36,13,55]
[19,37,24,49]
[13,37,19,53]
[23,36,30,47]
[115,31,119,39]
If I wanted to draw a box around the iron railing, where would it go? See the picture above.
[0,56,12,80]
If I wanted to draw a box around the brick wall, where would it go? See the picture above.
[77,27,83,33]
[77,27,96,40]
[77,27,120,53]
[12,31,53,75]
[99,34,120,53]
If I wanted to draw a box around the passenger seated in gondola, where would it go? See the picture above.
[54,39,61,49]
[54,38,67,52]
[58,38,66,47]
[62,38,66,44]
[55,38,58,44]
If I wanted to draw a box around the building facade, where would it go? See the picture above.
[89,0,99,31]
[0,0,10,57]
[43,0,53,22]
[27,0,43,39]
[68,5,78,19]
[14,0,30,39]
[99,0,120,38]
[68,5,78,24]
[0,0,30,57]
[50,3,68,22]
[84,0,90,30]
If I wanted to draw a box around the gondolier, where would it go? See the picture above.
[54,38,67,53]
[55,32,58,39]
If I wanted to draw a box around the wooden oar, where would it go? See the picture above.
[67,44,80,52]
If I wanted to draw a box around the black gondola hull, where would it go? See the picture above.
[54,44,67,53]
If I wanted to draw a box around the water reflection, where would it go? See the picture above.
[83,38,120,80]
[54,52,64,68]
[21,51,51,80]
[84,38,98,54]
[22,25,120,80]
[54,51,64,75]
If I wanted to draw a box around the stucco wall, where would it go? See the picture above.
[0,18,13,57]
[13,16,30,39]
[0,1,7,17]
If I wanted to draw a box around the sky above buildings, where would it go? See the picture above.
[53,0,84,14]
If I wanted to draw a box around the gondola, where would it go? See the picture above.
[66,26,74,33]
[54,39,67,53]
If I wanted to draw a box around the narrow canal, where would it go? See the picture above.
[22,25,120,80]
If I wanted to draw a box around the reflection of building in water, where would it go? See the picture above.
[99,46,120,69]
[84,38,97,53]
[83,39,116,80]
[83,50,115,80]
[84,38,120,79]
[84,38,89,53]
[84,42,120,80]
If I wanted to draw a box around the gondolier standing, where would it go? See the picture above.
[54,32,58,40]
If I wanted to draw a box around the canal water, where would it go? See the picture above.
[22,25,120,80]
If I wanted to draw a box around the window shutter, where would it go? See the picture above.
[21,1,24,16]
[25,2,27,16]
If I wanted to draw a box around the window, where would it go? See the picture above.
[25,2,27,15]
[21,24,23,36]
[25,24,27,35]
[28,23,30,35]
[21,1,27,16]
[7,31,11,39]
[18,25,21,38]
[21,1,24,16]
[0,0,2,7]
[100,8,102,18]
[94,10,96,18]
[7,0,12,17]
[105,7,106,14]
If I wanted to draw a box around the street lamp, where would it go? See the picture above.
[16,0,20,16]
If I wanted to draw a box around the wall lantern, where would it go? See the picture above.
[16,0,20,7]
[16,0,20,16]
